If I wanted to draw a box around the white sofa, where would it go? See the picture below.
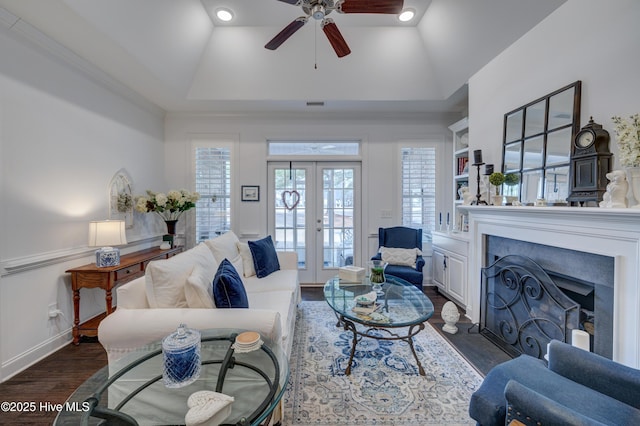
[98,231,301,365]
[97,232,300,424]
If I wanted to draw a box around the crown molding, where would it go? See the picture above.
[0,7,164,119]
[0,6,18,28]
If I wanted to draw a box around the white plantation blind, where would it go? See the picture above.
[401,147,436,233]
[194,146,231,243]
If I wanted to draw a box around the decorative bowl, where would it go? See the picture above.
[354,292,377,307]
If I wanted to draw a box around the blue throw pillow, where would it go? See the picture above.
[248,235,280,278]
[212,259,248,308]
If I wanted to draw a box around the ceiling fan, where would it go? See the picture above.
[265,0,404,58]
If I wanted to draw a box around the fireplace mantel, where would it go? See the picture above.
[459,205,640,368]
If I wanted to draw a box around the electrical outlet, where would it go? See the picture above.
[381,210,392,218]
[48,303,59,318]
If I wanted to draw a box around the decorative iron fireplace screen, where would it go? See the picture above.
[481,255,580,359]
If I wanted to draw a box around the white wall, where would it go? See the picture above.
[164,112,457,263]
[468,0,640,182]
[0,19,165,380]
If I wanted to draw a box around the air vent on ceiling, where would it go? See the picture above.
[306,101,325,107]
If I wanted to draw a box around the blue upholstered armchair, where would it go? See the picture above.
[371,226,424,290]
[469,340,640,425]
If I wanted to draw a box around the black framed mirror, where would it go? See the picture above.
[502,81,581,205]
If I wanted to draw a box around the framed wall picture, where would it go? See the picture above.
[241,185,260,202]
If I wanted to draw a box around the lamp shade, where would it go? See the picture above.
[88,220,127,247]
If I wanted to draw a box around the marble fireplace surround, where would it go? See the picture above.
[459,205,640,369]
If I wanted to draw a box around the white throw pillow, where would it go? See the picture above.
[236,242,257,278]
[146,243,216,308]
[380,247,422,267]
[230,253,245,280]
[205,231,240,263]
[185,391,234,426]
[184,260,219,309]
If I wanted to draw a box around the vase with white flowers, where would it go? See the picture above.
[135,189,200,233]
[612,114,640,207]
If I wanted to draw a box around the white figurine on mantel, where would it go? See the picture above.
[599,170,628,208]
[458,186,475,205]
[441,301,460,334]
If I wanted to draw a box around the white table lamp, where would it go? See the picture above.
[88,220,127,267]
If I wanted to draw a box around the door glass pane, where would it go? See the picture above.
[323,168,354,268]
[274,168,306,267]
[268,141,360,156]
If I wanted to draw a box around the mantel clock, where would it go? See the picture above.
[567,117,612,206]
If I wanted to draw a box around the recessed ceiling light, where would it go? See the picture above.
[398,9,415,22]
[216,8,234,22]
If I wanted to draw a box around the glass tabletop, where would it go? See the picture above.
[55,328,288,426]
[323,275,434,327]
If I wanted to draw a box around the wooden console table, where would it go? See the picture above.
[66,246,183,345]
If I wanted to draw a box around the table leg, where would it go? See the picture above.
[72,289,80,345]
[342,317,358,376]
[406,323,426,376]
[105,288,113,315]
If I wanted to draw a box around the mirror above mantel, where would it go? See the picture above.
[502,81,582,205]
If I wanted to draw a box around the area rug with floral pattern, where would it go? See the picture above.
[282,301,482,425]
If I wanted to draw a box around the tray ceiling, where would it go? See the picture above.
[0,0,566,114]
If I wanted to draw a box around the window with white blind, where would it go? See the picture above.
[401,147,436,234]
[194,145,231,243]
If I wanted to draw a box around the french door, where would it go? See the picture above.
[268,162,361,284]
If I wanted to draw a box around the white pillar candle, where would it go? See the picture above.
[572,329,590,352]
[544,342,551,361]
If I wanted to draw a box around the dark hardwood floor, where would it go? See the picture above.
[0,341,107,424]
[0,286,509,425]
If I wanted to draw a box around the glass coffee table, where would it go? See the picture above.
[324,275,434,376]
[54,329,288,426]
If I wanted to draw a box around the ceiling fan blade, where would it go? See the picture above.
[265,17,307,50]
[275,0,300,4]
[340,0,404,14]
[322,20,351,58]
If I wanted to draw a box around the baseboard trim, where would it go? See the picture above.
[1,329,72,383]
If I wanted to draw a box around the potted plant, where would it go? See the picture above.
[504,173,520,186]
[503,173,520,204]
[488,172,505,205]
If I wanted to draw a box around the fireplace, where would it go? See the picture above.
[480,236,614,359]
[460,205,640,369]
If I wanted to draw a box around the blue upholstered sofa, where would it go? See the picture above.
[371,226,424,290]
[469,340,640,425]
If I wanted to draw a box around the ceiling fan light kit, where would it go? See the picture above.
[215,8,234,22]
[399,8,415,22]
[266,0,404,57]
[311,4,326,20]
